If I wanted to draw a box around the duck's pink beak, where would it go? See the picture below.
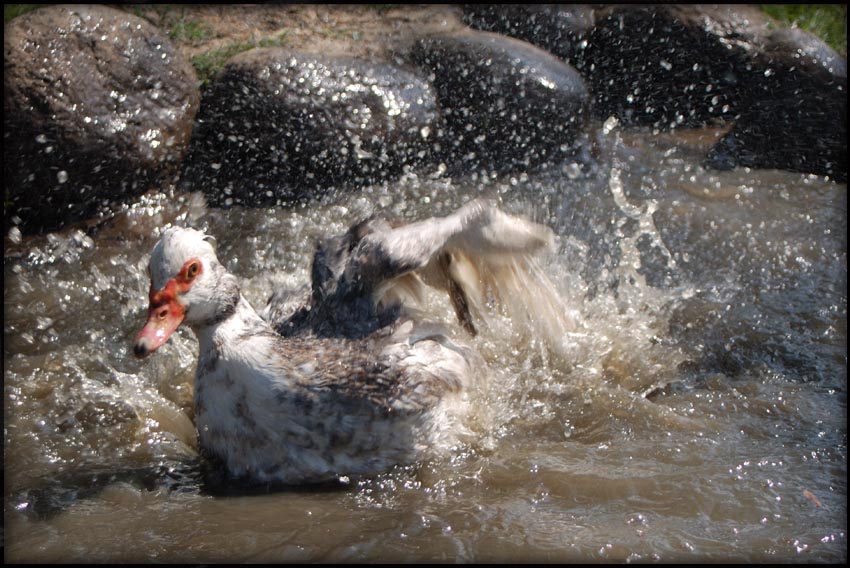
[133,280,185,358]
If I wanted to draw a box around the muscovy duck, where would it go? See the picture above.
[133,199,558,485]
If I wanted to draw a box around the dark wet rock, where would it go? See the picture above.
[465,5,760,127]
[764,27,846,82]
[463,4,846,180]
[578,4,775,128]
[462,4,596,64]
[4,4,200,234]
[179,48,440,206]
[410,29,590,173]
[708,28,847,182]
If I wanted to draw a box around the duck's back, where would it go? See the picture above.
[284,319,481,462]
[197,298,481,485]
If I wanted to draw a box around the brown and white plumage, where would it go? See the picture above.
[133,199,561,485]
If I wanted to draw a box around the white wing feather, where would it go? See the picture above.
[366,200,577,363]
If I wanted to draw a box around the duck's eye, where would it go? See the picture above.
[186,261,200,280]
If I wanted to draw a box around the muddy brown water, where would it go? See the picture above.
[4,127,846,562]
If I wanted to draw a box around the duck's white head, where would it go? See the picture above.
[134,227,235,358]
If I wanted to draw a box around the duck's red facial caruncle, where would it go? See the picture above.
[133,258,202,358]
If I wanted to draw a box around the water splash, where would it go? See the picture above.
[4,142,845,562]
[604,117,677,281]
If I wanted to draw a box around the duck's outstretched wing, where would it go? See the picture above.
[353,200,578,357]
[353,199,553,285]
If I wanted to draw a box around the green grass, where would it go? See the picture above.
[4,4,44,23]
[167,17,212,43]
[191,32,289,87]
[128,4,213,44]
[363,5,395,15]
[762,4,847,56]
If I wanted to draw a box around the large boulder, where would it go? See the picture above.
[179,48,440,206]
[463,4,772,128]
[4,5,200,233]
[463,4,847,180]
[578,4,776,128]
[707,27,847,181]
[410,29,590,173]
[462,4,596,64]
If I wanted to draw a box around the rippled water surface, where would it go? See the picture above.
[4,128,846,562]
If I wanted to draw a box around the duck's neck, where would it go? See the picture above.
[192,294,277,375]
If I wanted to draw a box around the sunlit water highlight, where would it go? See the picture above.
[4,127,846,562]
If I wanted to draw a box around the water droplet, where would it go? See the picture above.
[8,226,22,244]
[602,116,619,134]
[57,170,69,183]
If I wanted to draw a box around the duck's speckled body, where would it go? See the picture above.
[134,200,554,485]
